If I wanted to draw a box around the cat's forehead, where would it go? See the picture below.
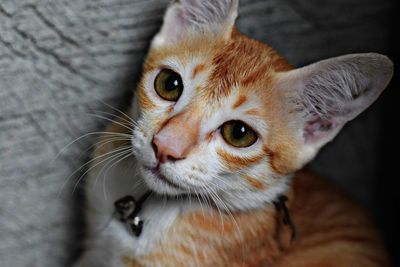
[207,36,291,97]
[146,34,292,103]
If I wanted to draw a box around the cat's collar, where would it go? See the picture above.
[114,191,152,236]
[273,195,297,242]
[114,191,297,240]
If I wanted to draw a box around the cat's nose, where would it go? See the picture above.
[152,135,186,163]
[151,112,199,164]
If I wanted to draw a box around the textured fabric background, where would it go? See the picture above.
[0,0,397,266]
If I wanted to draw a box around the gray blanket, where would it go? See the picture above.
[0,0,393,266]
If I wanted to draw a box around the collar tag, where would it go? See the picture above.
[114,192,151,237]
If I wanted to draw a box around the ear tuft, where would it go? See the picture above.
[296,53,393,122]
[278,53,393,162]
[176,0,238,28]
[152,0,239,47]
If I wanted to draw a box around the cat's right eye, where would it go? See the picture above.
[154,69,183,102]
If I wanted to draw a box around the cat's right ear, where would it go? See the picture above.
[152,0,239,47]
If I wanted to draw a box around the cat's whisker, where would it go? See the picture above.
[93,110,137,129]
[101,151,133,201]
[188,187,193,210]
[198,188,211,212]
[57,144,133,198]
[205,182,246,266]
[202,185,225,232]
[88,113,135,132]
[69,146,132,195]
[193,178,246,258]
[212,173,248,191]
[89,147,133,192]
[95,99,137,126]
[193,187,206,221]
[76,150,131,197]
[201,192,212,212]
[54,131,133,161]
[80,136,132,159]
[70,145,132,186]
[200,185,217,216]
[128,175,146,192]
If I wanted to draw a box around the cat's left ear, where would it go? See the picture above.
[152,0,239,47]
[276,53,393,165]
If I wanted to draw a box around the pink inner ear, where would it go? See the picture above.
[303,117,337,144]
[162,8,188,43]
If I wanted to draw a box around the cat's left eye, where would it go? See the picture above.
[154,69,183,102]
[221,120,258,148]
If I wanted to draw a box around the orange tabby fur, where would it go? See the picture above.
[81,1,392,265]
[141,33,301,175]
[95,118,391,267]
[124,171,389,267]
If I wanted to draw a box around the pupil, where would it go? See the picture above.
[232,124,247,139]
[165,75,180,91]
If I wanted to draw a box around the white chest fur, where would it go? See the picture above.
[80,156,198,267]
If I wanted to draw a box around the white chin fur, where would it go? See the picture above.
[139,166,185,196]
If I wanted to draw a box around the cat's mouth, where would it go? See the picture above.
[143,165,181,190]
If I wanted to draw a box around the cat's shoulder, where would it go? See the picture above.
[291,169,372,223]
[284,169,390,266]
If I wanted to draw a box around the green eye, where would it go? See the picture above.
[154,69,183,101]
[221,120,258,148]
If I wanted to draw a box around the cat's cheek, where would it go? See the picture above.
[131,131,144,152]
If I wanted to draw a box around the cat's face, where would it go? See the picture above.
[132,35,296,210]
[130,0,393,210]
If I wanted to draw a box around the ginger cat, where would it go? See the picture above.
[74,0,394,266]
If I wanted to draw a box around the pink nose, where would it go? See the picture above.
[151,113,199,164]
[152,135,186,163]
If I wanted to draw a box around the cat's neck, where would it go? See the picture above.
[85,150,295,265]
[122,180,295,265]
